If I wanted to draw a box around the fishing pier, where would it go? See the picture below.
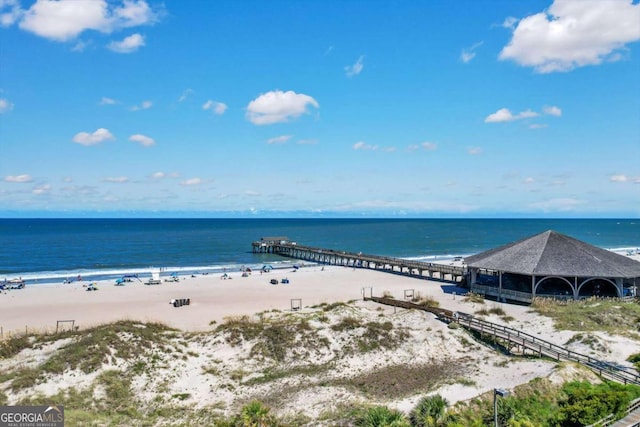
[252,237,467,284]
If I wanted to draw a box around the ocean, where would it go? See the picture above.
[1,218,639,284]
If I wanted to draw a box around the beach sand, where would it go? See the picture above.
[2,262,639,414]
[2,265,469,334]
[4,252,639,335]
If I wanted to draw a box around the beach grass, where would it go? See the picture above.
[2,291,640,426]
[531,297,640,337]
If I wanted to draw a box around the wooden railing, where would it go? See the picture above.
[364,296,640,386]
[456,315,640,386]
[470,284,534,303]
[256,240,467,281]
[587,397,640,427]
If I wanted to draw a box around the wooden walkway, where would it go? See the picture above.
[587,398,640,427]
[611,405,640,427]
[365,296,640,386]
[252,239,467,283]
[366,296,640,426]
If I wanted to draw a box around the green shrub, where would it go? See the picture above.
[627,353,640,370]
[555,381,640,426]
[410,394,451,427]
[355,406,410,427]
[239,401,277,427]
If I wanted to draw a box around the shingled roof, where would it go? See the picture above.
[464,230,640,277]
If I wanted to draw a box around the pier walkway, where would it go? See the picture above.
[252,238,467,283]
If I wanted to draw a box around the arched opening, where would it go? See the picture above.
[535,277,573,298]
[578,278,619,298]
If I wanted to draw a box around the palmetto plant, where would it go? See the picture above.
[409,394,450,427]
[355,405,411,427]
[239,401,275,427]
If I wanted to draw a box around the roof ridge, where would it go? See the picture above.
[532,230,553,271]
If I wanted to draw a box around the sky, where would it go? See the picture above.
[0,0,639,218]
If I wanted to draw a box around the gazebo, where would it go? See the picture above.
[464,230,640,303]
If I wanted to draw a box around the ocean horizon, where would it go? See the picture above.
[1,218,639,285]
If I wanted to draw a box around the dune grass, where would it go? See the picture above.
[531,297,640,337]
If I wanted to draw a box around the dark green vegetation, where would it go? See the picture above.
[216,380,640,427]
[347,380,640,427]
[629,353,640,371]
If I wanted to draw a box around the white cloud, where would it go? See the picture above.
[484,108,539,123]
[297,139,318,145]
[246,90,319,125]
[529,197,585,212]
[16,0,159,42]
[543,105,562,116]
[485,108,515,123]
[353,141,377,151]
[113,0,157,27]
[178,88,194,102]
[19,0,108,41]
[0,97,14,113]
[104,176,129,183]
[408,142,437,152]
[72,128,115,146]
[181,178,201,186]
[502,16,518,30]
[467,147,482,155]
[610,174,628,182]
[267,135,292,144]
[108,33,144,53]
[71,39,90,52]
[202,100,228,115]
[130,100,152,111]
[129,133,155,146]
[460,41,483,63]
[500,0,640,73]
[524,177,535,184]
[151,171,179,179]
[4,174,33,183]
[529,123,548,129]
[32,183,51,194]
[99,96,117,105]
[0,0,21,26]
[345,55,364,77]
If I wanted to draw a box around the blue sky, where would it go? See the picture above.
[1,0,639,218]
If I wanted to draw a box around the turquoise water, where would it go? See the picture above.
[1,218,638,283]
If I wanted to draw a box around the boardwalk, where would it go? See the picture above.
[588,398,640,427]
[366,296,640,426]
[365,296,640,386]
[252,238,467,283]
[611,407,640,427]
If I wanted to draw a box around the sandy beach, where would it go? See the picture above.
[2,265,468,334]
[2,259,638,346]
[2,260,640,422]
